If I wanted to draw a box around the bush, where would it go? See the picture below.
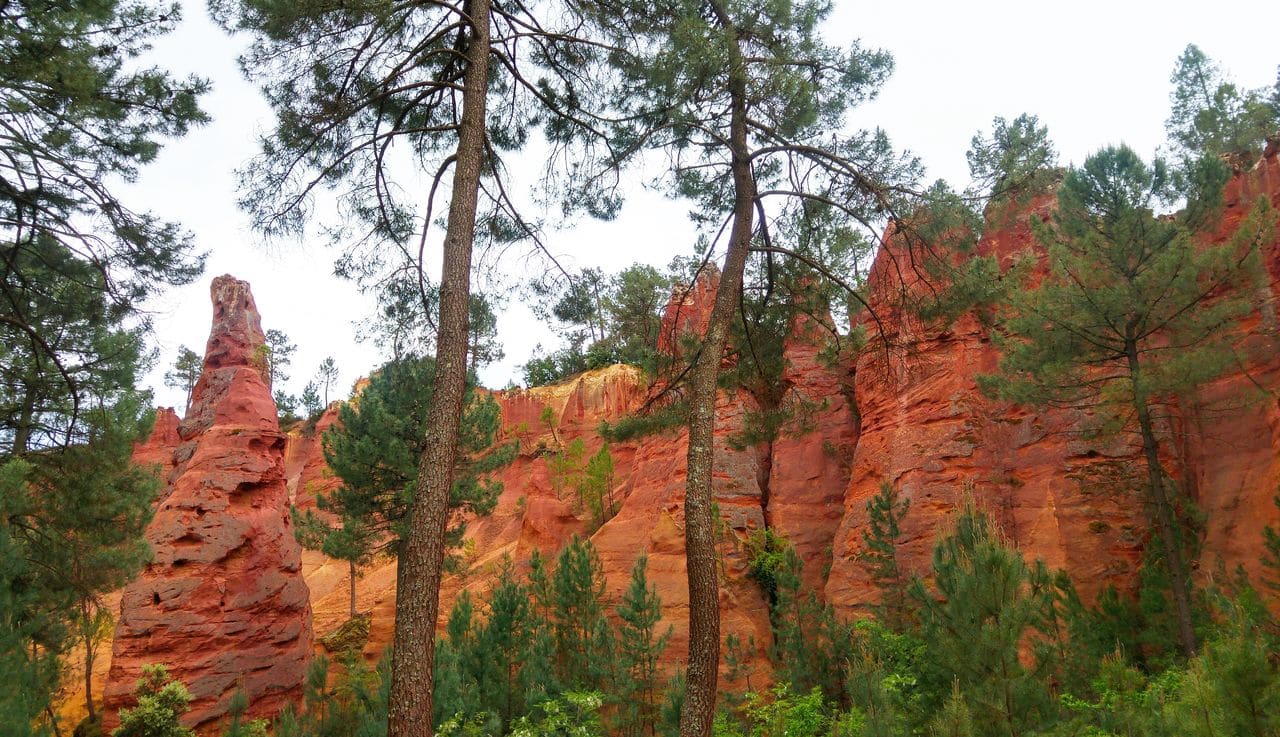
[112,665,194,737]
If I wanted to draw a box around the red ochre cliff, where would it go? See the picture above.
[83,156,1280,725]
[103,276,313,731]
[302,158,1279,678]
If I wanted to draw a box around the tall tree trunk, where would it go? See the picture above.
[386,2,491,734]
[349,560,357,619]
[679,14,754,734]
[1126,340,1198,657]
[83,623,96,722]
[13,390,34,454]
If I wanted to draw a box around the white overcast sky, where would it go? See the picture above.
[131,0,1278,410]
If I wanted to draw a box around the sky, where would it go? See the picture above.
[131,0,1278,410]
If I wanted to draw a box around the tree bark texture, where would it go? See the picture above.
[679,22,754,735]
[387,2,492,734]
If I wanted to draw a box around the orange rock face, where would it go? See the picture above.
[104,276,313,731]
[825,198,1148,611]
[133,407,182,479]
[1182,156,1280,591]
[291,275,780,680]
[284,403,342,512]
[257,156,1280,703]
[826,156,1280,612]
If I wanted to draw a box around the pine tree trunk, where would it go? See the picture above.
[386,3,491,735]
[679,11,754,733]
[83,625,95,722]
[13,391,34,454]
[349,560,357,619]
[1126,341,1198,657]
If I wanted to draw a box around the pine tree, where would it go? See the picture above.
[550,442,618,530]
[910,503,1055,736]
[1180,598,1280,737]
[615,556,672,737]
[316,357,339,406]
[206,0,622,724]
[982,144,1276,657]
[0,250,160,731]
[568,5,923,730]
[294,356,511,623]
[1,1,208,417]
[298,382,322,420]
[263,330,295,391]
[966,114,1060,207]
[113,665,195,737]
[1166,44,1279,169]
[582,445,617,528]
[164,347,202,412]
[433,592,481,724]
[473,565,539,730]
[550,537,615,693]
[859,483,911,631]
[928,684,976,737]
[770,548,857,708]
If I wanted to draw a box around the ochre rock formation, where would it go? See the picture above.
[284,402,343,512]
[104,276,313,731]
[96,156,1280,719]
[827,156,1280,611]
[292,157,1280,682]
[133,407,182,478]
[824,196,1147,611]
[658,265,721,355]
[1181,155,1280,590]
[294,286,779,680]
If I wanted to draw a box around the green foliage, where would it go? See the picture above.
[1166,44,1279,168]
[298,382,322,421]
[584,446,616,516]
[506,693,606,737]
[316,357,339,406]
[909,503,1056,735]
[548,443,619,530]
[926,684,975,737]
[220,690,268,737]
[112,665,195,737]
[274,390,299,424]
[359,278,505,373]
[966,114,1060,205]
[272,653,390,737]
[210,0,617,362]
[264,329,296,391]
[1,0,208,426]
[713,686,829,737]
[294,356,510,599]
[431,541,673,736]
[616,557,672,737]
[2,394,158,731]
[598,401,688,443]
[525,265,676,386]
[743,529,791,608]
[982,143,1274,656]
[549,538,614,692]
[164,347,202,410]
[768,546,858,708]
[858,483,911,631]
